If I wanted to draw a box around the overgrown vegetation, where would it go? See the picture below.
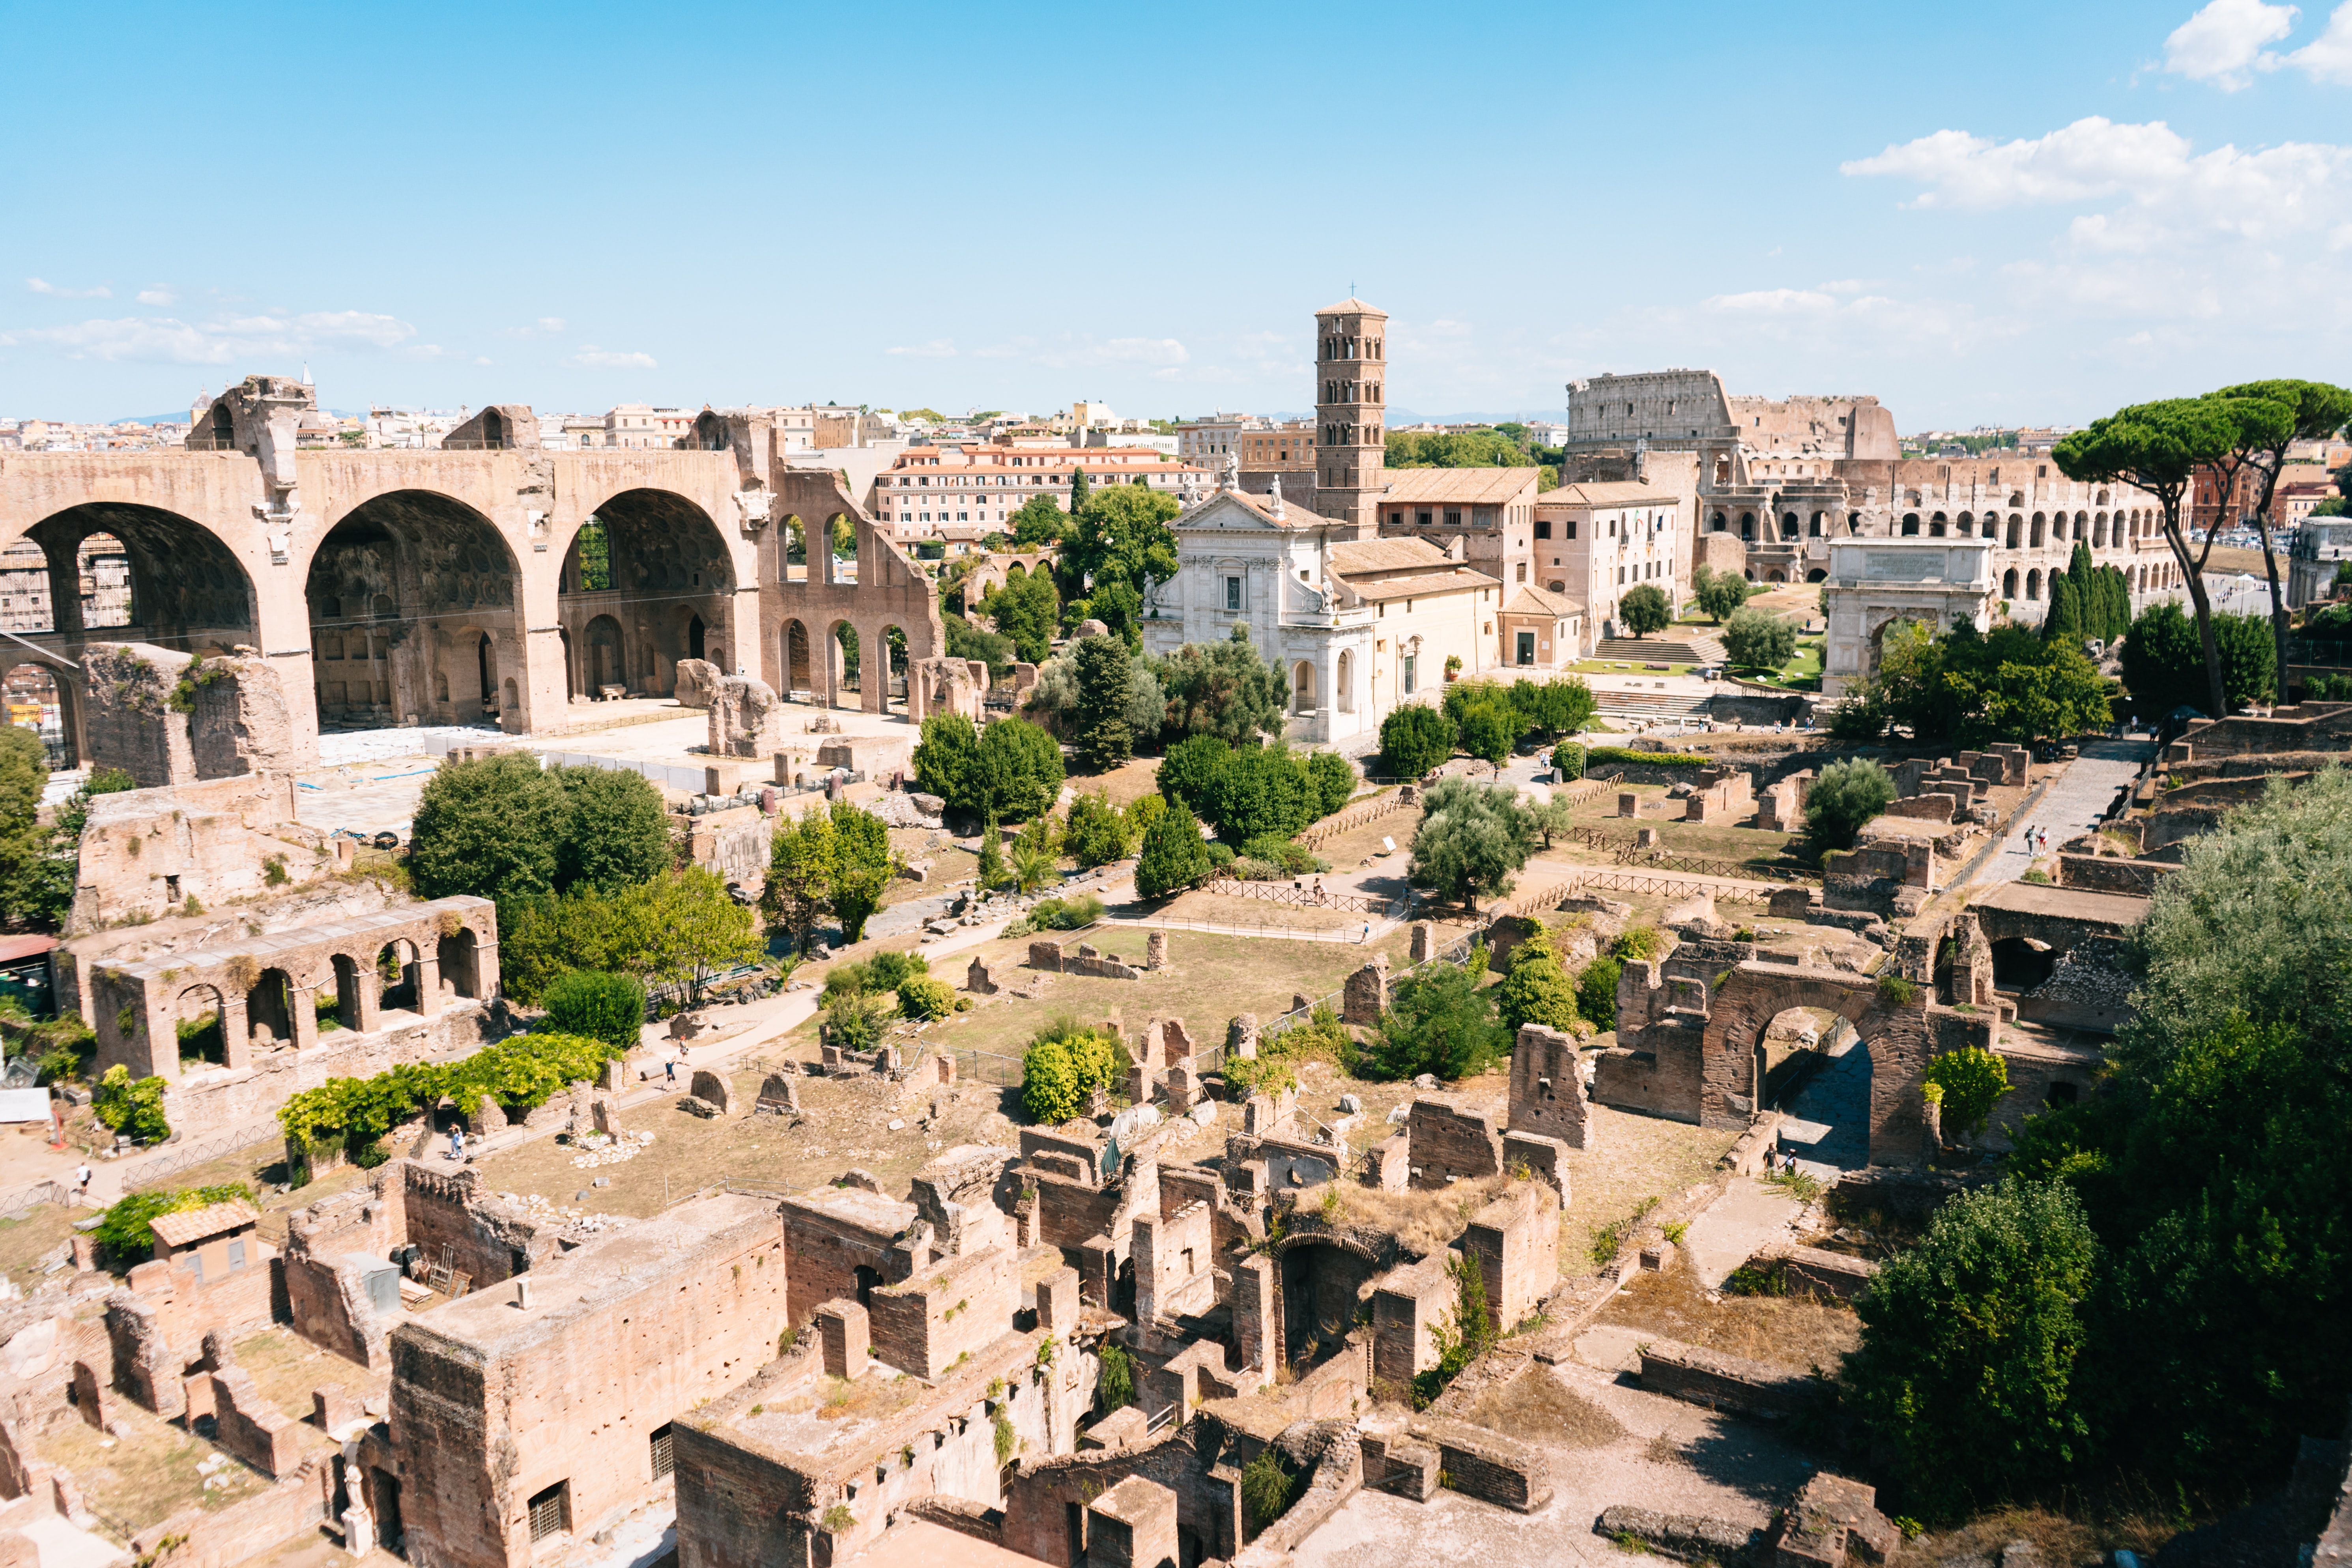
[1412,1249,1499,1407]
[1019,1016,1126,1124]
[93,1181,253,1265]
[278,1030,619,1172]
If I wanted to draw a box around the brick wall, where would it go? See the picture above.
[866,1244,1019,1379]
[1637,1338,1819,1420]
[397,1162,551,1291]
[1406,1414,1549,1513]
[1590,1020,1705,1123]
[1404,1099,1502,1188]
[130,1456,331,1568]
[1462,1183,1559,1331]
[1370,1258,1451,1388]
[780,1187,915,1326]
[390,1195,787,1568]
[2055,853,2175,897]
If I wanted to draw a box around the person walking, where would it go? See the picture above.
[1360,921,1371,945]
[664,1052,679,1087]
[448,1126,464,1162]
[73,1162,92,1199]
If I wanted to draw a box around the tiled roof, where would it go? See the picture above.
[1505,585,1585,617]
[1536,481,1674,508]
[1376,468,1541,506]
[149,1198,261,1248]
[1344,569,1499,602]
[1316,297,1386,316]
[1329,537,1451,575]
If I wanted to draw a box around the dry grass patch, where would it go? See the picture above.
[1319,1171,1514,1260]
[44,1400,273,1523]
[1897,1502,2182,1568]
[1557,1107,1739,1271]
[1457,1362,1628,1450]
[1595,1249,1860,1376]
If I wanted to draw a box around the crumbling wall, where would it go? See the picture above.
[866,1245,1019,1379]
[1405,1099,1502,1188]
[398,1162,552,1289]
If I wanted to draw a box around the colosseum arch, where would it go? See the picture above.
[1698,963,1934,1165]
[779,618,813,699]
[306,489,523,733]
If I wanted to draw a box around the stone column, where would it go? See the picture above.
[349,963,381,1035]
[220,997,250,1072]
[288,983,318,1052]
[472,934,501,1002]
[415,953,442,1019]
[863,622,887,715]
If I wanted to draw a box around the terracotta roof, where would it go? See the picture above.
[149,1198,261,1248]
[1344,568,1499,602]
[1316,297,1387,316]
[1178,489,1313,530]
[1329,537,1451,575]
[1504,585,1585,618]
[0,935,56,963]
[1536,480,1675,508]
[1376,467,1541,506]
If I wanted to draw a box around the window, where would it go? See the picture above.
[651,1424,675,1481]
[1444,510,1463,527]
[1416,510,1432,527]
[1535,519,1551,540]
[1225,576,1241,612]
[528,1483,568,1542]
[1402,653,1417,693]
[227,1237,247,1271]
[1566,520,1577,539]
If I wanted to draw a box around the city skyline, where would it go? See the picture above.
[3,0,2348,428]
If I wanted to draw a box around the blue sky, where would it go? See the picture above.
[3,0,2348,430]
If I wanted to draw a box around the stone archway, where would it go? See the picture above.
[1273,1233,1385,1373]
[1698,963,1934,1166]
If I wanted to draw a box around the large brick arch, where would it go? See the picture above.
[1700,962,1934,1167]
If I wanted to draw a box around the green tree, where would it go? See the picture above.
[1006,493,1067,549]
[1692,566,1753,624]
[1021,1019,1122,1123]
[551,765,673,893]
[1923,1046,2009,1140]
[409,752,571,908]
[628,867,764,1006]
[1407,776,1537,914]
[2122,602,2273,716]
[1983,649,2113,742]
[1365,962,1505,1081]
[943,612,1016,678]
[1455,701,1517,777]
[977,812,1008,891]
[1844,1178,2099,1519]
[1379,704,1456,779]
[542,970,646,1050]
[1156,734,1230,817]
[1508,677,1596,741]
[913,712,980,812]
[1206,744,1313,845]
[1306,750,1355,817]
[983,567,1061,665]
[1804,757,1896,849]
[1722,606,1798,670]
[2210,380,2352,688]
[1064,791,1130,869]
[896,975,955,1022]
[1576,956,1621,1028]
[93,1064,170,1143]
[1157,626,1287,745]
[1494,928,1580,1035]
[1619,582,1670,637]
[1135,799,1211,897]
[760,809,837,952]
[973,717,1065,820]
[1069,467,1091,513]
[2056,397,2257,721]
[1072,635,1134,773]
[825,800,899,945]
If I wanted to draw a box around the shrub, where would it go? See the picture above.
[1495,929,1580,1034]
[1026,894,1104,931]
[1613,924,1667,962]
[1203,841,1235,870]
[824,990,892,1052]
[93,1065,169,1143]
[540,970,646,1050]
[1364,962,1505,1082]
[1239,835,1324,875]
[1806,757,1897,849]
[1578,957,1623,1029]
[1065,791,1131,869]
[1380,703,1456,779]
[1021,1019,1124,1123]
[278,1031,619,1153]
[866,950,930,991]
[896,975,956,1021]
[1723,605,1799,670]
[1157,734,1231,817]
[1097,1341,1136,1412]
[1229,856,1283,882]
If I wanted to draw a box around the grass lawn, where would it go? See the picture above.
[1553,782,1802,868]
[1568,659,1696,677]
[1729,637,1824,691]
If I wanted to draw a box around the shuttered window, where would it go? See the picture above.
[650,1425,675,1482]
[528,1483,567,1542]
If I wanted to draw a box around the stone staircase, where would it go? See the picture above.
[1590,688,1712,725]
[1591,632,1727,667]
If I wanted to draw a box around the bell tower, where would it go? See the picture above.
[1312,297,1388,536]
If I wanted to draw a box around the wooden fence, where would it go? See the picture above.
[1298,789,1415,850]
[1201,880,1392,914]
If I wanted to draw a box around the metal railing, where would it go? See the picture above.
[0,1179,75,1221]
[120,1120,287,1193]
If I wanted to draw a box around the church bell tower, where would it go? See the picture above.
[1312,297,1387,536]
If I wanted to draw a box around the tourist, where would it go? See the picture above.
[665,1052,679,1086]
[73,1162,91,1198]
[448,1127,464,1162]
[1360,921,1372,945]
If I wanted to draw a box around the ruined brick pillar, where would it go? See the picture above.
[1226,1013,1258,1060]
[220,996,251,1072]
[814,1299,869,1380]
[415,952,443,1018]
[1036,1266,1080,1334]
[1341,955,1390,1026]
[1232,1256,1273,1376]
[1146,931,1168,971]
[288,981,319,1052]
[1410,921,1435,963]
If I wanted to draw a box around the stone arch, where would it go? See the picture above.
[1276,1237,1382,1372]
[0,662,69,767]
[1809,510,1826,537]
[2093,513,2107,548]
[879,622,911,713]
[2006,514,2023,549]
[1766,568,1788,583]
[437,926,482,1000]
[1929,512,1948,537]
[826,619,859,710]
[1957,511,1974,536]
[1709,511,1727,533]
[2026,568,2042,602]
[1780,512,1799,540]
[582,614,624,695]
[1900,512,1920,536]
[176,983,226,1068]
[305,489,522,732]
[329,953,368,1035]
[1698,964,1932,1165]
[2004,567,2019,599]
[379,939,421,1013]
[561,487,736,699]
[248,966,297,1052]
[1805,568,1827,583]
[1291,660,1316,716]
[1990,937,2056,992]
[1335,649,1355,714]
[2030,512,2046,548]
[780,618,812,699]
[1739,512,1755,540]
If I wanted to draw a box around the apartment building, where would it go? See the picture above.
[869,441,1210,541]
[1531,480,1683,651]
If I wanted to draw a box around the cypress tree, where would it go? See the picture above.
[2044,570,2081,645]
[1073,635,1135,773]
[1070,467,1091,512]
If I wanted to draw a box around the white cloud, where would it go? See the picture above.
[497,317,566,338]
[572,346,656,368]
[24,278,110,299]
[135,288,175,306]
[0,308,416,364]
[2164,0,2297,88]
[1706,288,1837,313]
[2287,1,2352,80]
[886,339,957,358]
